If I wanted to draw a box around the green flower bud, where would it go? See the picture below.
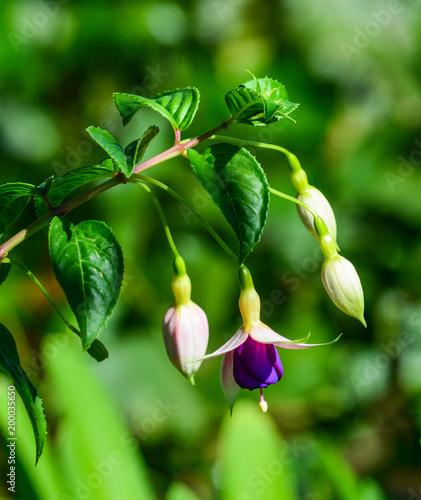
[321,255,366,327]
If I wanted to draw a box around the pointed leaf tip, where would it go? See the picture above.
[48,217,124,350]
[86,126,130,176]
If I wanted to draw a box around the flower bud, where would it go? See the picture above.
[162,302,209,383]
[321,255,366,327]
[296,186,337,241]
[162,257,209,383]
[288,156,337,241]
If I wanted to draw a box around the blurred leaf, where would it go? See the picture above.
[165,482,201,500]
[0,323,46,464]
[86,126,129,176]
[315,439,357,500]
[359,478,388,500]
[0,378,65,499]
[225,76,298,126]
[219,400,298,500]
[114,88,200,131]
[36,165,115,218]
[125,125,160,170]
[188,143,269,263]
[0,183,44,241]
[48,217,124,350]
[0,260,11,285]
[313,439,386,500]
[46,335,156,500]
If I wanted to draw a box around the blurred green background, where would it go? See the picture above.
[1,0,421,499]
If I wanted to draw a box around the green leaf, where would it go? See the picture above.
[0,323,47,464]
[0,261,11,285]
[125,125,160,170]
[313,439,387,500]
[0,183,44,241]
[36,165,115,218]
[225,86,265,122]
[38,176,54,196]
[46,165,115,207]
[219,400,298,500]
[114,88,200,131]
[86,338,109,362]
[48,217,124,350]
[86,126,129,176]
[100,158,118,170]
[188,143,270,263]
[46,335,155,500]
[225,76,299,126]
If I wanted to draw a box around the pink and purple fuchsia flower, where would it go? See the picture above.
[200,266,340,413]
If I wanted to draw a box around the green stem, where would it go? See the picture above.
[5,258,80,336]
[207,135,304,175]
[269,187,329,235]
[208,134,292,157]
[131,175,238,262]
[0,120,238,260]
[269,187,317,218]
[0,175,124,261]
[132,117,235,174]
[136,183,180,258]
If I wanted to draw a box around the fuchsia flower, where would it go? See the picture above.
[200,266,340,413]
[162,257,209,384]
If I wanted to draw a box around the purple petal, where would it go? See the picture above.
[233,336,283,390]
[220,352,239,414]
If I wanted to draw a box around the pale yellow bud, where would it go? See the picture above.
[321,255,366,327]
[297,186,337,241]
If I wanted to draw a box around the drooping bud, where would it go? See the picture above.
[162,257,209,383]
[316,218,366,326]
[296,187,337,241]
[321,255,366,327]
[288,153,337,241]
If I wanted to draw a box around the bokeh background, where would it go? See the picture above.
[1,1,421,499]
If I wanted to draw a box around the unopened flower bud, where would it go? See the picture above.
[162,257,209,383]
[321,255,366,327]
[296,186,337,241]
[288,155,337,241]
